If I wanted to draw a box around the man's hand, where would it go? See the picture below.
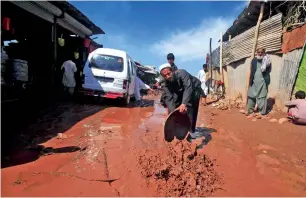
[178,104,187,114]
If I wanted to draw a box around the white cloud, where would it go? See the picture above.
[150,17,233,63]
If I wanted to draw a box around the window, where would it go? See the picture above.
[131,61,136,75]
[89,54,124,72]
[127,59,131,76]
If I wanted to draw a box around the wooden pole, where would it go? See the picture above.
[209,38,213,95]
[245,3,265,103]
[219,32,223,82]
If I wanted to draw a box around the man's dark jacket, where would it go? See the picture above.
[160,69,201,110]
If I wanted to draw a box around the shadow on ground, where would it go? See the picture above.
[194,127,217,150]
[1,94,155,168]
[2,146,81,168]
[266,97,276,113]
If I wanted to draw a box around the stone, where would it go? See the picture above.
[56,133,67,139]
[278,118,288,124]
[269,118,278,123]
[239,109,246,114]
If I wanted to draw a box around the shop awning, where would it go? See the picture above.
[9,1,103,38]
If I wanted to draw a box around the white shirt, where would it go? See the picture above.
[197,69,208,95]
[61,60,77,88]
[134,76,150,101]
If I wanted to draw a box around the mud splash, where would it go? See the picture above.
[138,140,222,197]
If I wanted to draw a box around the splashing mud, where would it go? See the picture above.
[138,140,222,197]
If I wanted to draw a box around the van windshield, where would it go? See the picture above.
[89,54,124,72]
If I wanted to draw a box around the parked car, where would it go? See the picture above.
[80,48,136,105]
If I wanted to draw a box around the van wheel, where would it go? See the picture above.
[121,94,130,106]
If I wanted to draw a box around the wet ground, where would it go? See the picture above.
[1,95,306,196]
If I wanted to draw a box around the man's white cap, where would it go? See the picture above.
[159,63,171,73]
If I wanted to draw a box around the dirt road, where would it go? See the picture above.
[1,96,306,196]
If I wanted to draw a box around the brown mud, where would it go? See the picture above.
[138,140,222,197]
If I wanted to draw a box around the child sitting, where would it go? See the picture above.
[285,91,306,125]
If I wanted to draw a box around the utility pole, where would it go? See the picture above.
[209,38,213,94]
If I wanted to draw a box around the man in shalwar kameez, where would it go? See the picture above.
[247,48,271,118]
[159,63,202,141]
[197,64,209,106]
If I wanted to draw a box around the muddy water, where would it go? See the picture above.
[2,98,203,196]
[2,97,304,196]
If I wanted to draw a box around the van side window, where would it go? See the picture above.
[131,61,136,75]
[127,59,132,76]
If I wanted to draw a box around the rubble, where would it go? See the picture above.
[210,93,244,110]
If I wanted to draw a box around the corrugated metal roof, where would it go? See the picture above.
[222,1,287,42]
[222,13,283,66]
[50,1,105,35]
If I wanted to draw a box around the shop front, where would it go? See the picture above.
[1,1,104,156]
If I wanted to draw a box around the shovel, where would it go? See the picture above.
[164,108,191,142]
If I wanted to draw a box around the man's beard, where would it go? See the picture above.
[166,74,176,83]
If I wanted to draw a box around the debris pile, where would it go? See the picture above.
[210,93,244,110]
[138,141,222,197]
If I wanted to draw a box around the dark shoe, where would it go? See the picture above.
[186,131,203,142]
[186,134,194,143]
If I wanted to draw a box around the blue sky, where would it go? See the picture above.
[71,1,248,76]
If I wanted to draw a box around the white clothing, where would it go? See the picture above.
[159,63,171,72]
[260,54,271,72]
[64,87,75,95]
[197,69,208,95]
[61,60,77,88]
[134,76,150,101]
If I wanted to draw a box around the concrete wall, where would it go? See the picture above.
[225,53,283,104]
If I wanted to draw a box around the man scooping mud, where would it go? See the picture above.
[159,63,202,141]
[157,53,178,112]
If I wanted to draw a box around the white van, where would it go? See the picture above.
[80,48,136,105]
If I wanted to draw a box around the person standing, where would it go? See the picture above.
[197,64,209,105]
[246,48,271,118]
[159,63,202,141]
[166,53,178,71]
[156,53,178,86]
[61,58,77,96]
